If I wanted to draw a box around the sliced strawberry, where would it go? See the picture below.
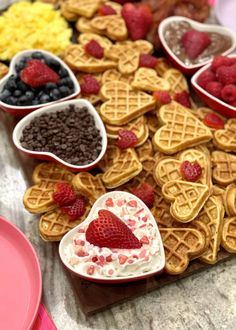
[62,196,86,220]
[153,91,171,105]
[20,59,59,88]
[116,129,138,149]
[84,40,104,59]
[181,29,211,59]
[99,4,117,16]
[80,74,100,95]
[173,91,191,108]
[53,182,77,207]
[203,113,225,129]
[180,161,202,182]
[131,183,154,208]
[139,54,158,68]
[85,209,142,249]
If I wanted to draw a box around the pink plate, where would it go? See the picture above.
[0,216,42,330]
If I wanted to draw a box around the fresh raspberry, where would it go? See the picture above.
[216,65,236,85]
[131,183,154,208]
[180,161,202,182]
[153,91,171,105]
[80,75,100,95]
[203,113,225,129]
[230,100,236,108]
[221,84,236,103]
[85,209,142,249]
[20,59,59,88]
[211,55,234,72]
[53,182,77,207]
[116,129,138,149]
[173,91,191,108]
[205,81,223,99]
[98,4,116,16]
[139,54,158,68]
[197,69,216,89]
[84,40,104,59]
[62,196,86,220]
[121,3,152,40]
[181,30,211,59]
[113,0,133,3]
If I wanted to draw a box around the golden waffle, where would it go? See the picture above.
[160,228,206,275]
[76,73,102,105]
[78,33,112,50]
[100,81,155,125]
[67,0,101,18]
[136,139,154,161]
[223,184,236,217]
[155,57,173,77]
[75,17,97,33]
[102,148,143,189]
[97,143,121,172]
[214,119,236,152]
[60,0,78,21]
[104,1,122,15]
[145,112,160,138]
[153,102,212,154]
[0,62,8,79]
[162,180,209,223]
[212,185,225,201]
[221,217,236,253]
[131,68,170,92]
[72,173,106,201]
[212,151,236,186]
[198,196,224,264]
[163,69,189,95]
[90,15,128,41]
[64,44,117,73]
[102,69,134,85]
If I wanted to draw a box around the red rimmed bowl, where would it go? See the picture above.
[158,16,236,76]
[12,99,107,172]
[191,55,236,118]
[59,191,165,284]
[0,49,80,116]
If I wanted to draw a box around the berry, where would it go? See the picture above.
[216,65,236,85]
[205,81,223,99]
[80,75,100,95]
[121,3,152,41]
[53,182,77,207]
[197,69,216,89]
[112,0,133,3]
[221,84,236,103]
[99,4,117,15]
[181,30,211,59]
[153,91,171,105]
[131,183,154,208]
[139,54,158,68]
[173,91,191,108]
[20,59,60,88]
[84,40,104,59]
[116,129,138,149]
[203,113,224,129]
[62,197,86,221]
[85,209,142,249]
[211,55,234,72]
[180,161,202,182]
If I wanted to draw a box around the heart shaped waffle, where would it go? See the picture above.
[78,33,112,50]
[136,139,154,161]
[221,217,236,253]
[162,180,209,222]
[163,69,189,95]
[214,119,236,152]
[100,81,155,125]
[223,184,236,217]
[212,151,236,186]
[153,102,212,154]
[72,173,106,201]
[132,68,170,92]
[98,143,121,172]
[76,17,97,33]
[90,15,128,41]
[67,0,101,18]
[102,69,134,85]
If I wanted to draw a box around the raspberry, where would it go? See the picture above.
[181,30,211,59]
[216,65,236,85]
[53,182,77,207]
[205,81,223,99]
[131,183,154,208]
[197,69,216,89]
[153,91,171,105]
[80,75,100,95]
[113,0,133,3]
[84,40,104,59]
[116,129,138,149]
[203,113,225,129]
[62,196,86,220]
[221,84,236,104]
[173,91,191,108]
[211,55,234,72]
[98,4,116,15]
[180,161,202,182]
[139,54,158,68]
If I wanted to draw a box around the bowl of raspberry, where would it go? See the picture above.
[0,49,80,116]
[12,99,107,171]
[159,16,236,75]
[191,55,236,118]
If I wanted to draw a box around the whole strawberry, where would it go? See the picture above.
[80,75,100,95]
[153,91,171,105]
[181,30,211,59]
[131,183,154,208]
[53,182,77,207]
[180,161,202,182]
[116,129,138,149]
[174,91,191,108]
[139,54,158,68]
[84,40,104,59]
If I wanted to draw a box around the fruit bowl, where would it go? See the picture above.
[158,16,236,75]
[59,191,165,284]
[12,99,107,172]
[0,49,80,116]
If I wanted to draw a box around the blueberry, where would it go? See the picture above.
[1,89,11,100]
[59,86,70,97]
[66,78,74,89]
[32,99,40,105]
[19,95,29,105]
[45,58,61,71]
[50,89,61,100]
[18,81,28,92]
[15,62,26,73]
[25,91,34,100]
[13,90,22,97]
[59,67,68,78]
[57,78,68,86]
[31,52,44,60]
[40,94,50,103]
[5,76,17,91]
[45,82,57,90]
[7,96,17,105]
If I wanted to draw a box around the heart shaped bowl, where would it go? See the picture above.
[12,99,107,172]
[59,191,165,284]
[191,54,236,118]
[158,16,236,75]
[0,49,80,116]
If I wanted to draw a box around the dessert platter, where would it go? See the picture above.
[1,0,236,318]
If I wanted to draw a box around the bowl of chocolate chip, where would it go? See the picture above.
[159,16,236,75]
[0,49,80,116]
[13,99,107,171]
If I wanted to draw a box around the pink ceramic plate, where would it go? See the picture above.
[215,0,236,33]
[0,216,42,330]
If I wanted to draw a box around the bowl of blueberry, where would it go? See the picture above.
[0,49,80,116]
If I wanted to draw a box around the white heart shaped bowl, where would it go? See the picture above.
[158,16,236,76]
[0,49,80,116]
[12,99,107,172]
[191,54,236,118]
[59,191,165,284]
